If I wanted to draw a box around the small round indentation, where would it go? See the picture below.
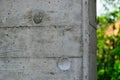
[33,12,44,24]
[85,1,87,5]
[58,57,71,71]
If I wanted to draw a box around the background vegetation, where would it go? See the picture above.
[97,0,120,80]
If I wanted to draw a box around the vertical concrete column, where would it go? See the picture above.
[82,0,97,80]
[0,0,96,80]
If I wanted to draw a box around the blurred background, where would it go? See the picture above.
[97,0,120,80]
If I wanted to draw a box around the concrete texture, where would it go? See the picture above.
[0,58,82,80]
[82,0,97,80]
[0,0,96,80]
[0,26,82,58]
[0,0,82,27]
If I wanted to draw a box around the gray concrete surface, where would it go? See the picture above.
[0,0,96,80]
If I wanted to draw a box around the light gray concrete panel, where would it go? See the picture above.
[0,0,97,80]
[0,58,82,80]
[0,25,82,58]
[0,0,82,27]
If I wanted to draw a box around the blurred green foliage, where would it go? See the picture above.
[97,1,120,80]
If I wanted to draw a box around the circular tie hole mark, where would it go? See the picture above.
[58,57,71,71]
[33,12,44,24]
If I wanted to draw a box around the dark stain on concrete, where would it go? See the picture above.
[33,11,44,24]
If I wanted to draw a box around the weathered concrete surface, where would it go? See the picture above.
[89,0,96,27]
[82,0,97,80]
[0,0,82,27]
[89,25,97,80]
[0,0,96,80]
[0,26,82,58]
[0,58,82,80]
[88,0,97,80]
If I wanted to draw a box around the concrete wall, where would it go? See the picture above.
[0,0,96,80]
